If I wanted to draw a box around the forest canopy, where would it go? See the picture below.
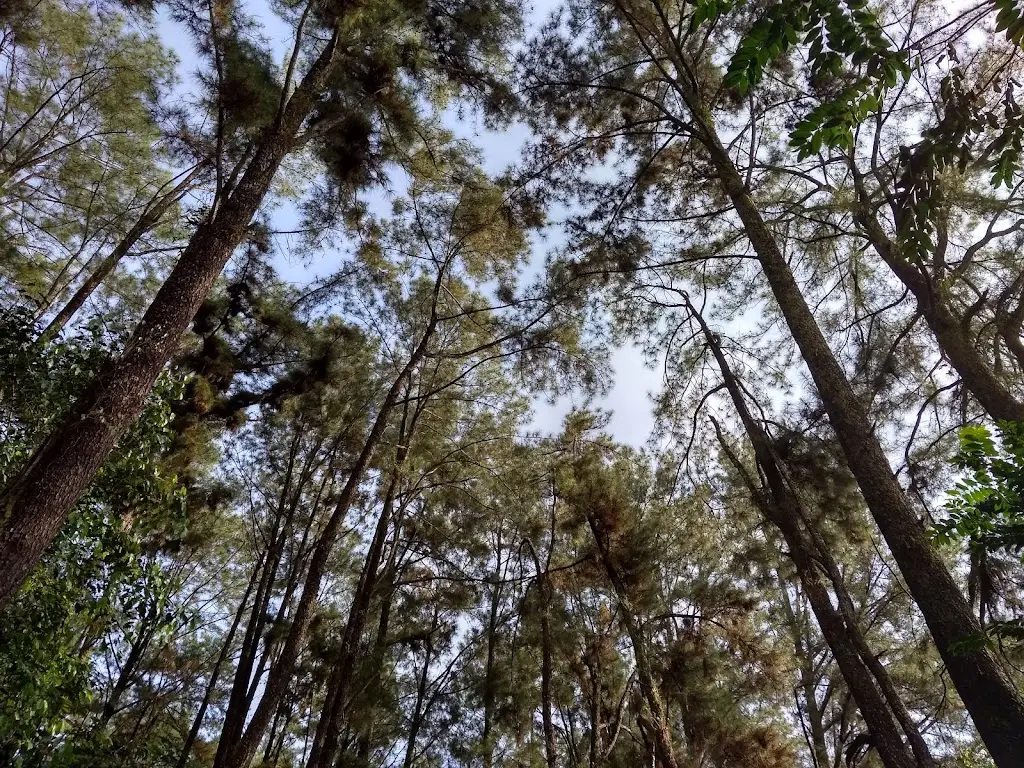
[1,0,1023,767]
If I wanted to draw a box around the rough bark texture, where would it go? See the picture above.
[692,114,1024,766]
[0,25,343,609]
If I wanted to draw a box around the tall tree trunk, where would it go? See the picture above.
[539,580,558,768]
[684,106,1024,765]
[695,298,934,768]
[584,641,602,768]
[355,522,405,761]
[810,520,935,766]
[305,465,404,768]
[402,611,436,768]
[98,600,160,726]
[306,387,417,768]
[177,565,260,768]
[0,23,344,609]
[262,698,293,768]
[481,526,504,768]
[526,484,560,768]
[38,165,205,344]
[220,434,305,753]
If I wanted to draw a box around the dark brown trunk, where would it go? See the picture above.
[0,25,344,609]
[692,296,944,768]
[262,699,293,768]
[243,459,334,716]
[812,524,935,766]
[99,601,160,726]
[481,526,503,768]
[585,644,601,768]
[689,114,1024,766]
[402,612,436,768]
[219,435,305,755]
[539,586,557,768]
[712,423,920,768]
[769,510,919,768]
[529,484,559,768]
[305,451,406,768]
[355,520,404,760]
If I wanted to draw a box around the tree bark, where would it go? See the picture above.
[219,434,305,754]
[305,432,409,768]
[355,528,404,761]
[539,578,558,768]
[0,24,344,609]
[401,611,436,768]
[812,524,935,766]
[481,525,504,768]
[526,485,560,768]
[699,330,922,768]
[177,565,260,768]
[584,639,602,768]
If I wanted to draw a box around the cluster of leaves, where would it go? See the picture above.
[710,0,1024,264]
[0,310,189,760]
[0,0,178,312]
[700,0,910,154]
[933,422,1024,645]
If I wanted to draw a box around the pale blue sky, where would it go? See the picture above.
[153,1,662,446]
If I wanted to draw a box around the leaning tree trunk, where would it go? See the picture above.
[305,424,411,768]
[688,106,1024,765]
[354,535,404,762]
[696,311,928,768]
[176,565,260,768]
[218,434,306,755]
[0,24,344,609]
[810,516,935,766]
